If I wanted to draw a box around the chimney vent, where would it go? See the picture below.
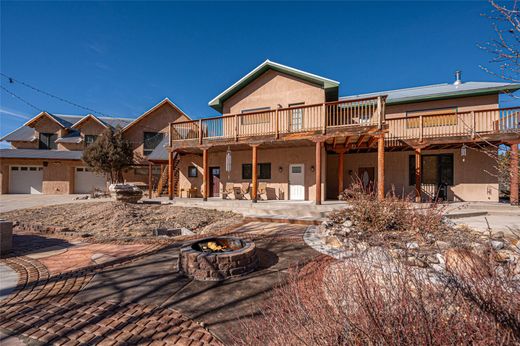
[454,70,462,85]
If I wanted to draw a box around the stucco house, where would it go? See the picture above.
[1,60,519,204]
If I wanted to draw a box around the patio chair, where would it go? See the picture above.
[257,182,267,200]
[240,183,251,200]
[222,183,235,199]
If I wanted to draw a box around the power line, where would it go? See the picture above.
[0,72,113,118]
[0,85,42,112]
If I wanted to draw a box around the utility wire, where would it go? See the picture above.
[0,72,113,118]
[0,85,42,112]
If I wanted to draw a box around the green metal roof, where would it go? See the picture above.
[208,60,340,113]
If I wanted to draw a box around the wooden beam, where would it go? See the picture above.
[332,137,337,149]
[367,136,378,148]
[415,148,422,203]
[251,144,259,203]
[355,134,366,148]
[315,141,322,205]
[344,136,350,148]
[168,151,174,200]
[377,134,385,201]
[511,143,519,205]
[203,148,209,201]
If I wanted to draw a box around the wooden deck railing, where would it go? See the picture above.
[386,107,520,142]
[170,96,384,144]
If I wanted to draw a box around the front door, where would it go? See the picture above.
[289,164,305,200]
[209,167,220,197]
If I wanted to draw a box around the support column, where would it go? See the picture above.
[203,148,209,201]
[336,149,345,197]
[377,134,385,201]
[315,141,323,205]
[148,163,152,199]
[168,151,174,200]
[511,143,519,205]
[251,144,258,203]
[415,148,422,203]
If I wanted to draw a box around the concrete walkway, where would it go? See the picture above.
[0,194,107,213]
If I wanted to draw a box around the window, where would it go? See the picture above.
[84,135,98,147]
[242,163,271,180]
[143,132,164,156]
[240,107,271,125]
[188,166,198,177]
[409,154,454,186]
[39,133,57,149]
[406,108,458,129]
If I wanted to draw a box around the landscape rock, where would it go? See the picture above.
[342,220,353,228]
[434,241,450,250]
[445,248,490,278]
[490,240,504,250]
[406,242,419,250]
[495,250,518,263]
[109,184,143,204]
[325,236,343,249]
[406,256,428,268]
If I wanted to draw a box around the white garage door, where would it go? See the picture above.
[9,166,43,194]
[74,167,107,194]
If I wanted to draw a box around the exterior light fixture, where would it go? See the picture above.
[278,166,283,173]
[461,144,467,162]
[310,165,315,172]
[225,146,232,178]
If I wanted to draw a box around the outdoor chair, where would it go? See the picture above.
[257,182,267,200]
[240,183,250,200]
[222,183,235,199]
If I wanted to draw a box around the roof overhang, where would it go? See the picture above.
[208,60,340,113]
[24,112,66,129]
[71,114,108,130]
[123,98,192,132]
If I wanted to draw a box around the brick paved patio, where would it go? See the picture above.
[0,222,318,345]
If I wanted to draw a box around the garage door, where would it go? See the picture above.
[9,166,43,194]
[74,167,107,194]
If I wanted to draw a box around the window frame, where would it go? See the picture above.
[240,107,271,125]
[409,153,454,186]
[143,132,164,156]
[405,107,458,129]
[84,135,98,147]
[188,166,198,178]
[242,163,271,180]
[39,132,58,150]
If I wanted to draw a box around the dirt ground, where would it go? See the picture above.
[0,202,243,240]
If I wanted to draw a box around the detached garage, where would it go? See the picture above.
[74,167,107,194]
[9,166,43,194]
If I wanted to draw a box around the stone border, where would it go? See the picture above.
[304,226,357,260]
[180,237,259,281]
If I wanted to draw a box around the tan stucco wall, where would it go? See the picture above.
[385,94,499,119]
[75,119,106,136]
[326,148,498,202]
[177,145,327,201]
[124,102,190,157]
[222,70,326,115]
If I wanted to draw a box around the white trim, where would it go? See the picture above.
[208,60,340,108]
[122,98,192,132]
[71,114,108,129]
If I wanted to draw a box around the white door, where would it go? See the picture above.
[74,167,106,194]
[289,164,305,200]
[9,166,43,194]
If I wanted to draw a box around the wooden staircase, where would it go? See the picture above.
[154,153,180,197]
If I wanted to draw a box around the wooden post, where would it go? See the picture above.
[377,134,385,201]
[315,141,322,205]
[198,119,203,145]
[471,110,476,139]
[235,114,239,141]
[415,148,422,203]
[168,151,174,200]
[148,163,152,199]
[377,96,383,129]
[251,144,258,203]
[511,143,519,205]
[275,108,279,139]
[337,149,345,197]
[322,103,327,134]
[203,148,209,201]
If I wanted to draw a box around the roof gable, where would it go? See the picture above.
[208,60,340,113]
[71,114,109,130]
[24,111,68,129]
[123,98,191,131]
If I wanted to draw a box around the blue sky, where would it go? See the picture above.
[0,1,516,147]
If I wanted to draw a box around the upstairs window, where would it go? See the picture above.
[406,108,458,129]
[39,133,57,150]
[242,163,271,180]
[143,132,164,156]
[84,135,98,147]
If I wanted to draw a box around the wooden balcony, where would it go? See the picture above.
[169,96,385,148]
[386,107,520,146]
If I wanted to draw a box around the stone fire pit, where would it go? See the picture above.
[179,237,258,281]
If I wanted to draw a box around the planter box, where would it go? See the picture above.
[109,184,143,203]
